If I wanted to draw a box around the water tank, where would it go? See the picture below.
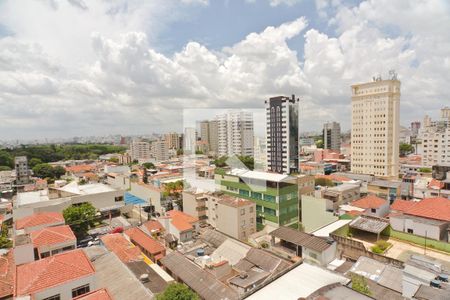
[196,248,205,257]
[430,280,441,288]
[437,274,448,282]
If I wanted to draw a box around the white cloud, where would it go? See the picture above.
[0,0,449,140]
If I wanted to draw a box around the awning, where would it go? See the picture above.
[125,192,147,205]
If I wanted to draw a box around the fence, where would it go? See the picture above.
[383,228,450,253]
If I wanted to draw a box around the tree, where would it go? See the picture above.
[156,283,199,300]
[142,162,155,169]
[109,157,119,163]
[238,156,254,170]
[195,150,203,155]
[29,158,43,168]
[351,274,371,296]
[176,149,183,156]
[63,203,97,238]
[53,166,66,179]
[418,167,432,173]
[314,177,334,187]
[0,152,13,168]
[0,166,11,171]
[32,163,55,179]
[212,156,228,167]
[0,223,12,249]
[399,142,414,156]
[315,139,324,149]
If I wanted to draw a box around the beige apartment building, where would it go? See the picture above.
[351,76,400,178]
[164,132,181,150]
[182,190,256,240]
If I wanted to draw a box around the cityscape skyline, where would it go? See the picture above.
[1,0,449,139]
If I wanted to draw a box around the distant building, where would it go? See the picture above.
[183,127,197,155]
[164,132,181,150]
[411,121,421,137]
[15,156,30,185]
[266,95,299,174]
[130,140,151,162]
[217,111,254,157]
[351,76,401,177]
[323,122,341,151]
[151,140,169,162]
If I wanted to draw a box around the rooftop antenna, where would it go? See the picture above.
[389,69,398,80]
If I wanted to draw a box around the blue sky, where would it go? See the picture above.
[0,0,448,140]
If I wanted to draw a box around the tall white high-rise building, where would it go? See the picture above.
[184,127,197,155]
[265,95,299,174]
[351,75,400,177]
[217,111,254,157]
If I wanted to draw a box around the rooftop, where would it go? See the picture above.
[142,220,164,234]
[246,263,349,300]
[16,212,64,230]
[65,164,95,173]
[349,215,389,234]
[390,199,417,212]
[369,180,401,189]
[0,251,14,299]
[403,197,450,222]
[166,210,198,232]
[312,220,352,238]
[124,228,165,255]
[160,252,239,300]
[16,249,95,296]
[56,181,116,195]
[216,194,254,208]
[100,233,142,263]
[351,195,387,209]
[16,190,50,206]
[30,225,76,248]
[270,226,333,252]
[227,169,294,183]
[126,260,168,293]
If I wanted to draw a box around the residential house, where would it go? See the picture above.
[15,249,96,300]
[390,197,450,241]
[30,225,77,259]
[350,195,390,217]
[367,179,402,202]
[0,251,15,299]
[321,184,360,212]
[74,288,113,300]
[157,210,199,243]
[15,212,65,233]
[124,227,166,263]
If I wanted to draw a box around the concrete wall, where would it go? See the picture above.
[182,192,199,219]
[33,274,96,300]
[14,243,34,265]
[130,182,162,213]
[302,243,336,266]
[38,240,76,258]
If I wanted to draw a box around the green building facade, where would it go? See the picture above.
[215,169,299,229]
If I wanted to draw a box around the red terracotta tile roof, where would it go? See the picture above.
[167,210,198,232]
[404,197,450,222]
[74,288,112,300]
[390,199,417,212]
[351,195,387,209]
[30,225,76,249]
[0,251,15,298]
[428,179,444,190]
[315,174,351,182]
[124,228,165,255]
[143,220,164,233]
[137,182,162,192]
[16,212,65,230]
[65,165,95,173]
[16,249,95,296]
[101,233,142,263]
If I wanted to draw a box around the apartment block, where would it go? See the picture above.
[151,140,169,162]
[164,132,181,150]
[265,95,299,174]
[15,156,30,185]
[351,76,400,177]
[215,169,298,228]
[183,190,256,240]
[217,111,254,157]
[323,122,341,151]
[130,140,151,162]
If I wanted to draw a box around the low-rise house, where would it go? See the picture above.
[16,249,96,300]
[368,179,401,202]
[141,219,165,237]
[270,226,336,266]
[124,227,166,263]
[74,288,113,300]
[0,251,15,299]
[389,197,450,241]
[15,212,65,233]
[350,195,390,217]
[30,225,77,259]
[158,210,199,243]
[321,184,360,211]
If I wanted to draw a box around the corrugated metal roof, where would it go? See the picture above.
[270,226,332,252]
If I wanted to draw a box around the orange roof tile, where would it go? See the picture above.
[404,197,450,222]
[428,179,444,190]
[137,182,162,192]
[143,220,164,233]
[124,228,165,255]
[166,210,198,232]
[74,288,112,300]
[315,174,351,182]
[351,195,387,209]
[30,225,76,248]
[65,165,95,173]
[0,251,15,298]
[16,212,65,230]
[390,199,417,212]
[101,234,142,263]
[16,249,95,296]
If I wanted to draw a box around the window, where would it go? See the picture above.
[240,208,245,215]
[51,249,62,255]
[371,208,376,213]
[43,295,60,300]
[115,196,124,202]
[249,207,254,213]
[309,252,318,260]
[72,284,90,298]
[407,228,413,234]
[62,245,75,251]
[40,251,50,258]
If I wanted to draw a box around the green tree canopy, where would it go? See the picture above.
[315,139,324,149]
[32,163,65,180]
[29,158,43,168]
[399,143,414,156]
[156,283,199,300]
[63,203,97,238]
[314,177,334,187]
[142,162,155,169]
[0,152,13,168]
[212,155,254,170]
[0,166,11,171]
[351,274,371,296]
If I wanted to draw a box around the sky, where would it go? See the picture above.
[0,0,449,140]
